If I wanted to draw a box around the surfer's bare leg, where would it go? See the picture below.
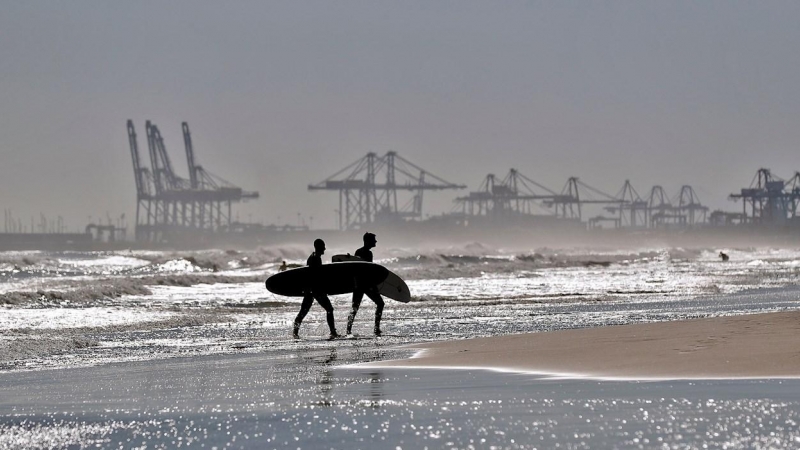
[346,291,364,335]
[315,294,339,338]
[366,291,384,336]
[293,294,314,338]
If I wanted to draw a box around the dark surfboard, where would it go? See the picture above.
[330,255,412,302]
[265,262,390,297]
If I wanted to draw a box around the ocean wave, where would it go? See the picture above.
[666,248,703,261]
[0,246,308,278]
[0,313,231,366]
[134,245,310,272]
[0,252,51,267]
[389,249,666,280]
[408,293,607,307]
[223,301,294,308]
[747,259,768,266]
[0,283,153,306]
[0,273,265,306]
[144,273,265,286]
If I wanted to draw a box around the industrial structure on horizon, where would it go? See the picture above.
[127,120,260,243]
[117,126,800,241]
[447,166,800,229]
[308,151,466,230]
[723,168,800,226]
[307,161,800,231]
[442,170,709,230]
[5,124,800,251]
[302,152,721,231]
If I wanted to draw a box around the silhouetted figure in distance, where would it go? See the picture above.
[293,239,339,340]
[346,232,385,336]
[719,251,729,262]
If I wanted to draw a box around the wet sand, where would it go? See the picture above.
[361,311,800,379]
[5,350,800,449]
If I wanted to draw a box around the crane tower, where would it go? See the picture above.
[308,151,465,230]
[127,120,258,242]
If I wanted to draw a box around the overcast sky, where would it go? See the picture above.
[2,1,799,230]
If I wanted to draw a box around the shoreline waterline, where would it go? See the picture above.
[350,311,800,380]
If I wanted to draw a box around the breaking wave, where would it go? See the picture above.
[0,252,52,268]
[134,245,311,272]
[388,249,669,280]
[0,273,265,306]
[0,246,312,278]
[144,273,265,286]
[0,283,152,306]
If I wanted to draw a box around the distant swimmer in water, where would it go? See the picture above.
[293,239,339,340]
[346,232,385,336]
[719,251,729,262]
[279,261,287,272]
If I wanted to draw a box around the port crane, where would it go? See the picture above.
[127,120,258,242]
[308,151,465,230]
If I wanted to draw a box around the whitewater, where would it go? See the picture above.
[2,244,800,372]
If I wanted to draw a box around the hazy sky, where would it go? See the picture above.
[2,1,800,230]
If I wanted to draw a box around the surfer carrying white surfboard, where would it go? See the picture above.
[293,239,340,340]
[346,232,385,336]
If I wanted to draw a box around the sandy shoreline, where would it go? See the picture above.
[358,311,800,380]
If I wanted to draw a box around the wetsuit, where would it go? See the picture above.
[293,252,337,337]
[346,247,385,335]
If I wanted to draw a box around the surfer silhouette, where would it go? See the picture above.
[293,239,340,339]
[346,232,385,336]
[719,251,729,262]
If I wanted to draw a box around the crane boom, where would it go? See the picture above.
[183,122,199,189]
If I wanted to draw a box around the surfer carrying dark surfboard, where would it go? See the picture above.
[346,232,385,336]
[293,239,340,339]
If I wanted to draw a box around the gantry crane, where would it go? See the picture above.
[675,185,708,226]
[308,151,465,230]
[729,168,795,224]
[454,169,567,217]
[127,120,259,242]
[602,180,649,228]
[546,177,624,221]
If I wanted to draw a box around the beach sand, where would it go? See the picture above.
[361,311,800,379]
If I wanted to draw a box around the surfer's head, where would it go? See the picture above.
[363,232,377,248]
[313,238,326,254]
